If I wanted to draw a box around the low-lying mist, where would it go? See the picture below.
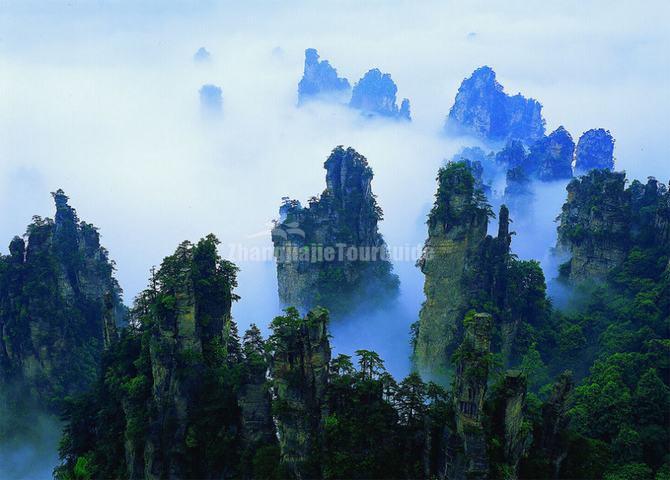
[0,387,61,480]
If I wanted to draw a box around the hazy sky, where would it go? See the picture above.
[1,0,669,377]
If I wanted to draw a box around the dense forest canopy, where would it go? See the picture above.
[45,165,669,479]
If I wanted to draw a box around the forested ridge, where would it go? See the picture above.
[0,163,659,479]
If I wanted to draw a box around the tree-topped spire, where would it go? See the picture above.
[272,146,398,315]
[51,188,69,207]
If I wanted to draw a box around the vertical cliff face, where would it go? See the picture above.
[56,237,283,480]
[138,236,242,479]
[629,176,670,250]
[239,324,275,457]
[555,170,669,283]
[528,126,574,181]
[414,162,491,377]
[524,371,574,479]
[445,66,545,144]
[556,170,628,282]
[574,128,615,174]
[297,48,350,104]
[451,313,493,480]
[0,189,122,409]
[447,314,534,480]
[272,146,399,315]
[486,371,532,480]
[269,307,331,479]
[349,68,411,120]
[120,237,246,480]
[496,139,528,171]
[415,161,551,379]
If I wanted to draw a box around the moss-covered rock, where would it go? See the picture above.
[269,307,331,479]
[556,170,669,283]
[0,190,123,411]
[272,146,399,315]
[414,162,491,377]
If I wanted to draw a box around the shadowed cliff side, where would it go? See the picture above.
[414,161,551,380]
[272,146,399,316]
[0,189,123,411]
[556,170,670,283]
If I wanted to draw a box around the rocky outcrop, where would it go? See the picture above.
[349,68,411,120]
[556,170,670,283]
[574,128,615,174]
[0,189,122,409]
[630,176,670,249]
[450,146,496,194]
[399,98,411,120]
[138,236,241,479]
[297,48,350,104]
[445,66,545,144]
[528,126,574,181]
[556,170,628,282]
[414,163,521,377]
[240,325,275,452]
[496,139,528,169]
[496,128,575,186]
[269,307,331,479]
[415,161,552,378]
[502,370,533,476]
[193,47,211,63]
[414,162,491,377]
[199,84,222,114]
[504,166,533,216]
[451,312,493,480]
[54,236,281,480]
[537,371,574,479]
[272,146,399,315]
